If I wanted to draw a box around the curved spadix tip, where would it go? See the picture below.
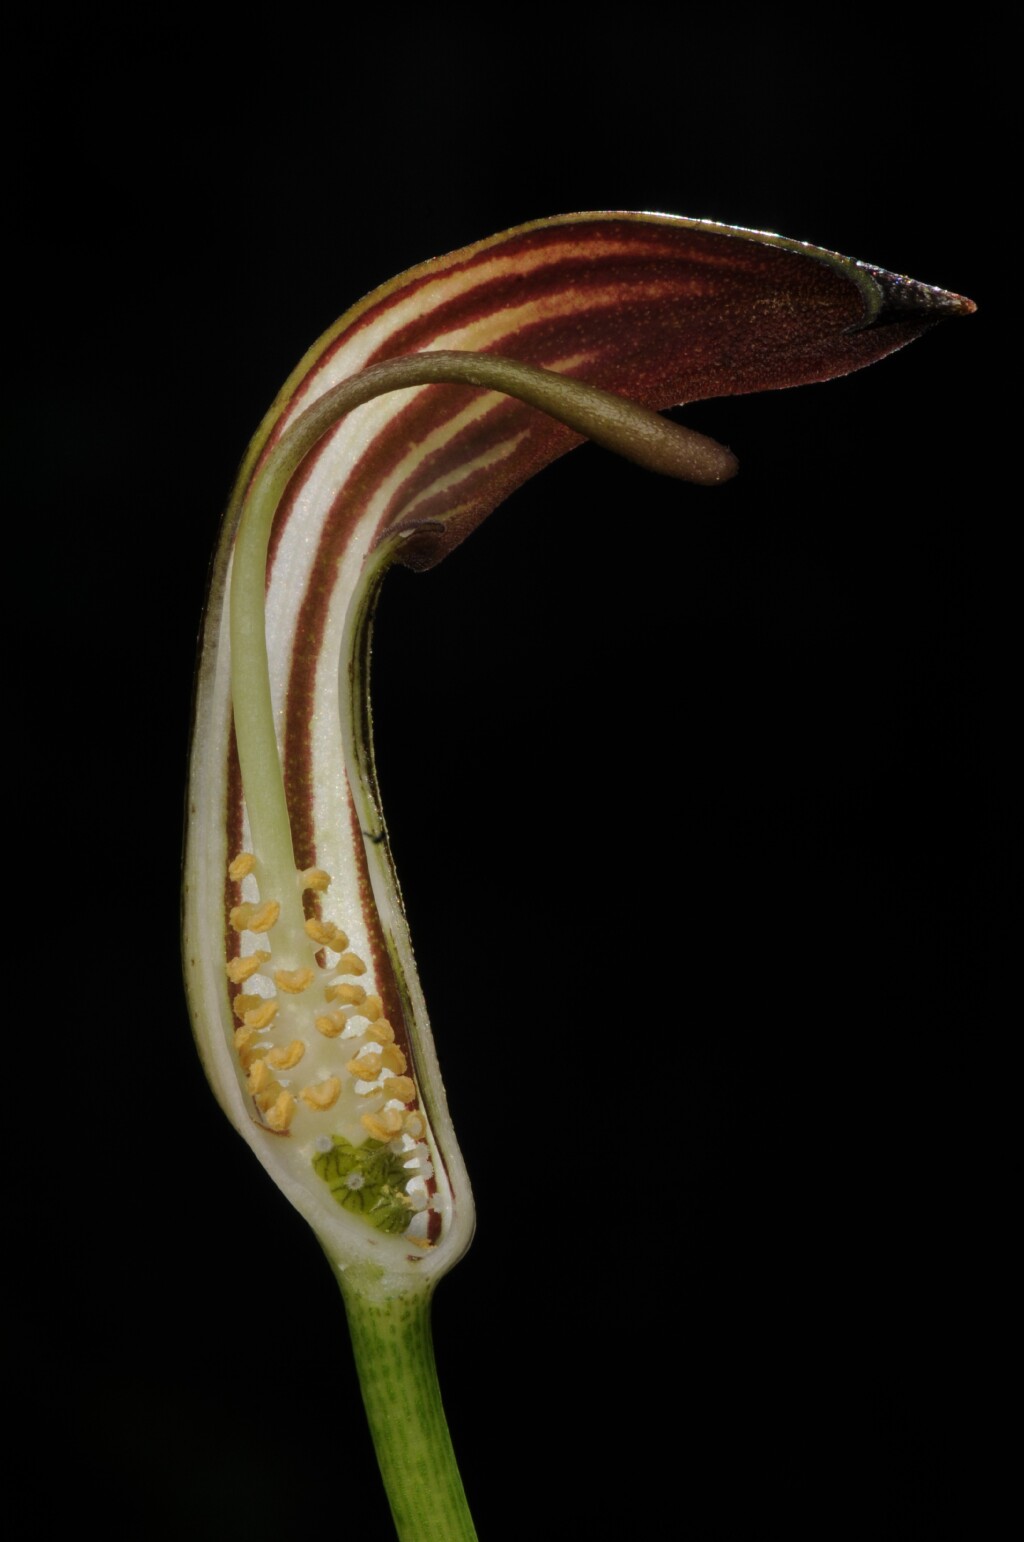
[348,350,742,490]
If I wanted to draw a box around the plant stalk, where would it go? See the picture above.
[338,1275,477,1542]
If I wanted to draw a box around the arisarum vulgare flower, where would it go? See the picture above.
[182,212,973,1541]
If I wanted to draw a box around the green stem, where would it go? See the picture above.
[339,1276,478,1542]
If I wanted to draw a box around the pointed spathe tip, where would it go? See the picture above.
[858,262,977,328]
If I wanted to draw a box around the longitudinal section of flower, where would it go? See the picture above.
[225,849,437,1245]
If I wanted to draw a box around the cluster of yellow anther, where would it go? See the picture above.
[225,852,426,1148]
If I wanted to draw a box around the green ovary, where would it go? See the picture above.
[313,1135,417,1235]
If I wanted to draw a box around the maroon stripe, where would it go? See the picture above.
[299,217,867,389]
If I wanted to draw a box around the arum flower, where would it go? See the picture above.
[182,212,973,1540]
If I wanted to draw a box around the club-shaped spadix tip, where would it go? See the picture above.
[612,412,739,487]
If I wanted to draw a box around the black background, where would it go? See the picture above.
[13,18,1007,1541]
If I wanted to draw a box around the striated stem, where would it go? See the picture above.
[338,1274,477,1542]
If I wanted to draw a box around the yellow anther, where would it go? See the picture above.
[265,1091,296,1132]
[385,1076,416,1104]
[266,1040,305,1070]
[232,992,262,1021]
[349,1042,405,1073]
[361,1109,404,1140]
[314,1012,348,1038]
[243,999,279,1031]
[346,1050,383,1079]
[247,1059,273,1094]
[255,1080,284,1113]
[273,967,315,994]
[249,900,280,933]
[364,1017,396,1044]
[300,1077,342,1111]
[237,1041,267,1070]
[299,867,332,893]
[325,982,366,1007]
[230,899,280,934]
[335,951,367,976]
[304,918,349,951]
[362,995,384,1022]
[228,852,256,881]
[404,1112,426,1139]
[226,950,270,984]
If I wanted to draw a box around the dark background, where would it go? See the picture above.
[13,19,1006,1541]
